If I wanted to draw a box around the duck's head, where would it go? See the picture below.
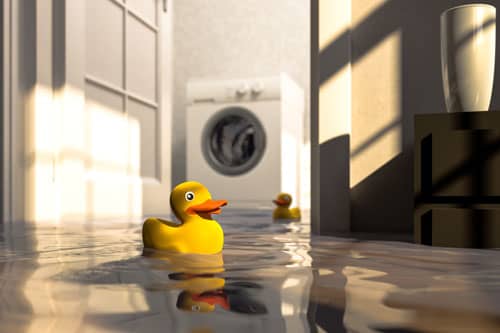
[273,193,293,208]
[176,290,228,313]
[170,181,227,221]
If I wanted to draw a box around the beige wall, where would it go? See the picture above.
[313,0,351,233]
[315,0,500,233]
[351,1,401,187]
[350,0,406,232]
[319,0,351,144]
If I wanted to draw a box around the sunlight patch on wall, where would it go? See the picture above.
[319,64,351,144]
[281,132,298,201]
[26,85,57,222]
[319,0,351,145]
[26,84,143,223]
[56,86,86,221]
[319,0,351,50]
[300,142,311,210]
[281,73,306,208]
[351,29,402,187]
[85,88,142,220]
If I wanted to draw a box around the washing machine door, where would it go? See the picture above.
[202,107,266,176]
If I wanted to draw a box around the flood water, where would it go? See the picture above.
[1,210,500,333]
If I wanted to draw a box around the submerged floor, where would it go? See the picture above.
[1,210,500,333]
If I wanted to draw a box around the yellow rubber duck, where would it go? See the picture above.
[142,181,227,254]
[272,193,301,220]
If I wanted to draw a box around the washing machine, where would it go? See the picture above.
[186,74,304,209]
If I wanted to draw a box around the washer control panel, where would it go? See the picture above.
[187,76,282,104]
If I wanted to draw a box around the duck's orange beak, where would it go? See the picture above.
[191,291,229,310]
[273,199,287,206]
[186,199,228,216]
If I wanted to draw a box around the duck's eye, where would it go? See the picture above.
[185,191,195,201]
[191,304,201,312]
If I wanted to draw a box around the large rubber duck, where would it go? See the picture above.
[142,181,227,254]
[272,193,301,220]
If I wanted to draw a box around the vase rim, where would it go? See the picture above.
[443,3,496,14]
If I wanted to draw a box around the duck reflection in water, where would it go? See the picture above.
[143,249,267,315]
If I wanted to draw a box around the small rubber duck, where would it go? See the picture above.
[272,192,301,220]
[142,181,227,254]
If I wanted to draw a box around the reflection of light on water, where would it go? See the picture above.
[274,239,312,268]
[271,225,314,331]
[282,277,301,289]
[22,226,152,333]
[281,302,295,316]
[343,266,414,333]
[349,250,366,259]
[318,268,334,276]
[280,271,314,332]
[272,222,312,268]
[4,220,500,332]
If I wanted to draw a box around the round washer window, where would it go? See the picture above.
[202,107,266,176]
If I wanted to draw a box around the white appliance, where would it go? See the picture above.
[186,74,304,209]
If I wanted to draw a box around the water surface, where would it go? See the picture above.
[1,210,500,332]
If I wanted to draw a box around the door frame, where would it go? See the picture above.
[1,0,14,223]
[2,0,172,223]
[2,0,48,223]
[59,0,172,218]
[1,0,4,223]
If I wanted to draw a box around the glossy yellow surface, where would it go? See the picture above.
[272,193,301,220]
[142,181,227,254]
[143,250,225,294]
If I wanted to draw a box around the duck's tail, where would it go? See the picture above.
[142,218,156,248]
[291,208,301,219]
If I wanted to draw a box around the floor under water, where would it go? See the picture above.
[1,210,500,333]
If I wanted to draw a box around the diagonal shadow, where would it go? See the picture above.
[350,118,401,159]
[416,132,500,205]
[316,0,500,233]
[0,0,3,222]
[455,17,496,51]
[320,1,497,85]
[319,0,411,85]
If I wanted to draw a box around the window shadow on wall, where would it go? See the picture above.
[317,0,500,233]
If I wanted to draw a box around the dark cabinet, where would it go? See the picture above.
[414,112,500,248]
